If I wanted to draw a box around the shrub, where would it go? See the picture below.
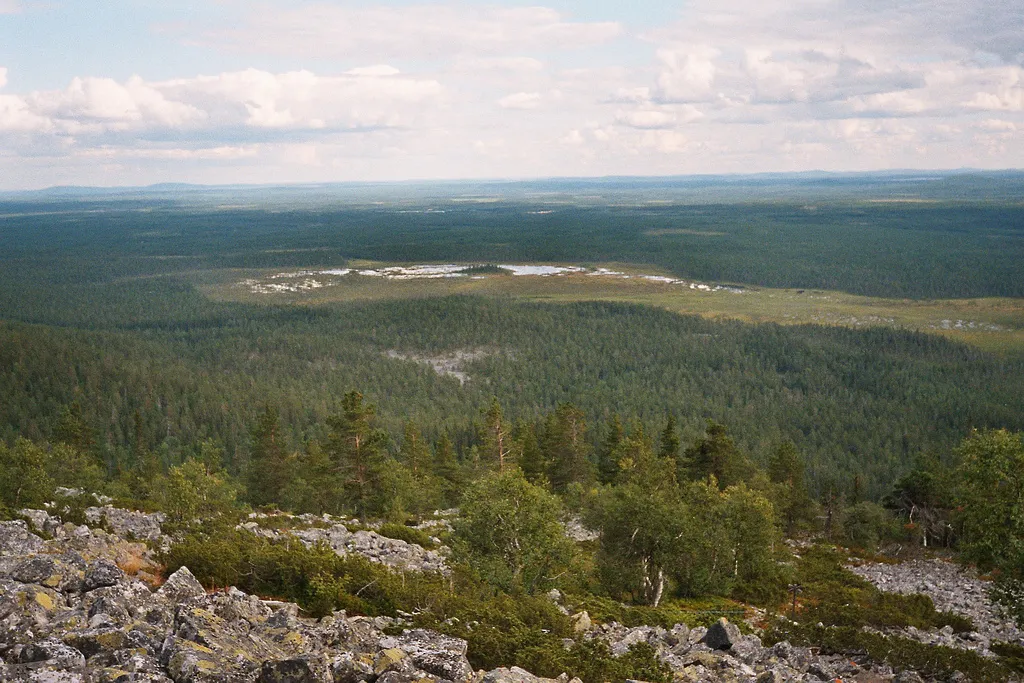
[377,522,436,549]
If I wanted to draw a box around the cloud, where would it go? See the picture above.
[194,4,622,60]
[655,48,717,103]
[0,0,20,14]
[498,92,542,110]
[616,110,677,130]
[0,67,7,89]
[0,68,444,142]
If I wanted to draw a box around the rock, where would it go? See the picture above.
[570,611,592,634]
[12,556,64,587]
[86,506,167,543]
[373,647,416,676]
[257,656,332,682]
[0,519,46,556]
[62,626,130,658]
[482,666,543,683]
[848,557,1024,651]
[701,618,741,651]
[157,566,206,603]
[84,559,126,591]
[330,652,376,683]
[756,669,786,683]
[666,623,689,647]
[396,628,473,681]
[14,637,87,669]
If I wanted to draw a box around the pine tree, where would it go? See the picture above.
[767,441,815,536]
[480,397,511,472]
[597,414,625,484]
[543,403,593,493]
[658,415,680,462]
[246,405,289,508]
[432,433,463,507]
[325,391,391,519]
[683,420,748,489]
[514,421,548,486]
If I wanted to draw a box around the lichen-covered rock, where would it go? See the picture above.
[86,506,167,544]
[84,559,127,592]
[330,651,376,683]
[396,629,473,682]
[11,637,87,670]
[0,519,46,556]
[257,655,332,682]
[157,566,206,604]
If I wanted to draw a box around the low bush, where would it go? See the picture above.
[794,544,974,633]
[377,522,437,549]
[765,622,1008,682]
[162,526,672,683]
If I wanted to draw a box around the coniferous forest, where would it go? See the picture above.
[3,173,1024,681]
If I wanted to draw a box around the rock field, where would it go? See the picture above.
[0,504,1020,682]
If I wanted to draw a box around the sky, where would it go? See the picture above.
[0,0,1022,188]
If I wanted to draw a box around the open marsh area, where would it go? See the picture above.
[213,263,1024,354]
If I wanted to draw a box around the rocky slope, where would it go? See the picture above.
[1,505,1017,682]
[849,557,1024,654]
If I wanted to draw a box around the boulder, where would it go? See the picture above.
[330,652,376,683]
[570,611,591,634]
[157,566,206,603]
[257,655,333,683]
[701,618,741,651]
[13,637,87,669]
[0,519,46,556]
[396,628,473,681]
[84,559,126,592]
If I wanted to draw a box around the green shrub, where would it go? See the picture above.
[793,544,975,633]
[162,525,671,683]
[377,522,436,549]
[765,621,1009,682]
[570,593,743,629]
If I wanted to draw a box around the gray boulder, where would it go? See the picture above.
[396,628,473,681]
[257,656,332,683]
[0,520,46,556]
[84,559,126,591]
[156,566,206,603]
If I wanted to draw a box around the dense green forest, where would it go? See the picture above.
[2,174,1024,498]
[3,297,1023,497]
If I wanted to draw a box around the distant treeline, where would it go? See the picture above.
[2,196,1024,301]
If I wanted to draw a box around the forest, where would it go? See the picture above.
[2,172,1024,679]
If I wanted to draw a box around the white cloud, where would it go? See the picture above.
[655,48,717,103]
[0,68,444,143]
[0,0,20,14]
[616,110,677,130]
[979,118,1017,131]
[79,145,258,161]
[498,92,543,110]
[0,67,7,89]
[197,5,622,60]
